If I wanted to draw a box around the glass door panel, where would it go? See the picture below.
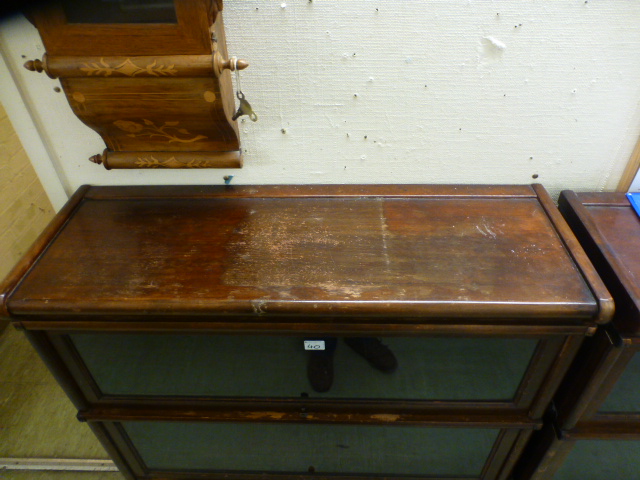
[69,333,537,401]
[123,421,500,476]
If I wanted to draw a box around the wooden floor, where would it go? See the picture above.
[0,326,125,479]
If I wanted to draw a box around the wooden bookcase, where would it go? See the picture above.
[514,191,640,479]
[0,184,611,479]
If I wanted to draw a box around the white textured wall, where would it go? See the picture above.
[1,0,640,206]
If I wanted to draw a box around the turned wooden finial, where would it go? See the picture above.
[89,149,108,168]
[24,58,44,72]
[213,52,249,77]
[225,58,249,71]
[23,55,55,78]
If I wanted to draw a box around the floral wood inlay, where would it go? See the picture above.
[80,58,177,77]
[135,156,219,168]
[113,119,207,143]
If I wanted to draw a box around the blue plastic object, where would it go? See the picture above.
[627,192,640,218]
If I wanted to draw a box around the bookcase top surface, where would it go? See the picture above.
[560,191,640,336]
[3,185,605,328]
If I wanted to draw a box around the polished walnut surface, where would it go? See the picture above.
[2,185,607,327]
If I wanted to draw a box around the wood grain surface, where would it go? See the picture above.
[24,0,241,169]
[560,191,640,335]
[4,185,601,324]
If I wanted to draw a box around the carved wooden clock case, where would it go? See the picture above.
[24,0,245,169]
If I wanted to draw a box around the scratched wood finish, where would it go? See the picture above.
[0,184,612,480]
[3,185,602,322]
[80,405,541,428]
[24,0,241,169]
[514,191,640,479]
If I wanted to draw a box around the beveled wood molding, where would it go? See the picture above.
[80,405,541,428]
[565,416,640,439]
[0,185,90,319]
[80,184,538,200]
[533,184,614,326]
[18,319,593,336]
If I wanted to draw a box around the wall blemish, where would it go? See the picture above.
[3,2,639,194]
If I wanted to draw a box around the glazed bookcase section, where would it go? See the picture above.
[511,422,640,480]
[0,185,612,480]
[512,192,640,480]
[553,191,640,427]
[597,345,640,413]
[54,332,545,406]
[551,439,640,480]
[93,420,529,480]
[549,328,640,429]
[555,338,640,427]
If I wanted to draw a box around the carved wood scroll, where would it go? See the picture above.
[24,0,246,170]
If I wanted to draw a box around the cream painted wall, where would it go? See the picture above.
[0,102,54,283]
[0,100,55,331]
[1,1,640,208]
